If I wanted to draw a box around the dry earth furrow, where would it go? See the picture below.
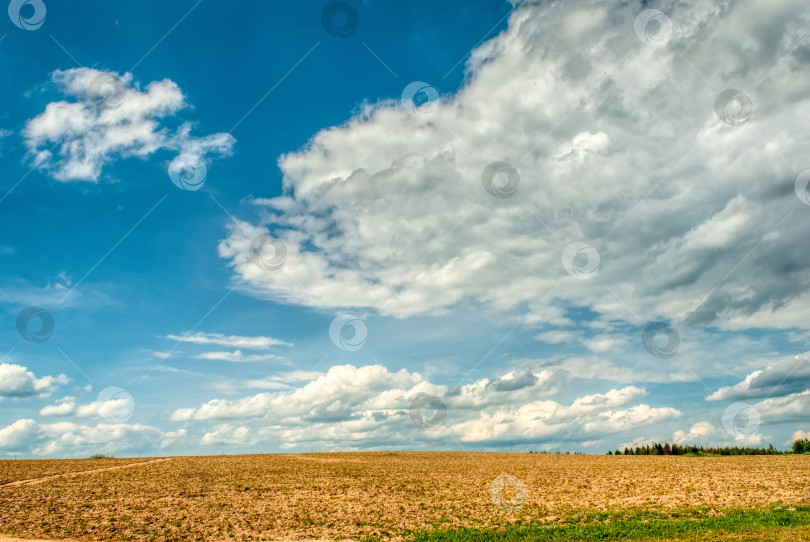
[0,458,172,488]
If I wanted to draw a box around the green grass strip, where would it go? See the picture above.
[408,507,810,541]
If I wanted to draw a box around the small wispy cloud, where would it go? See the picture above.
[152,351,175,360]
[166,332,292,349]
[209,370,325,394]
[535,330,581,344]
[195,350,286,363]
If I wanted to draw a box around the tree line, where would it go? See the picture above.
[606,441,807,456]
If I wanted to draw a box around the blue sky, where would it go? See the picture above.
[1,0,809,458]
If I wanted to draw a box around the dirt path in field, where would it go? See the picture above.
[0,539,334,542]
[0,458,172,489]
[0,537,91,542]
[0,538,343,542]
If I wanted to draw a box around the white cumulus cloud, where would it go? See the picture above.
[0,363,68,399]
[38,396,77,416]
[217,0,810,334]
[672,421,718,444]
[706,353,810,401]
[24,68,234,181]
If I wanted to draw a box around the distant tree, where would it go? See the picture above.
[663,443,672,455]
[607,450,613,455]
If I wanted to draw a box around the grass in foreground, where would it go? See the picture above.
[407,506,810,541]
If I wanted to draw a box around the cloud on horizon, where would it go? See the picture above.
[169,363,680,449]
[0,418,184,456]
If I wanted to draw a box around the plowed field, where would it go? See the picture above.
[1,453,808,541]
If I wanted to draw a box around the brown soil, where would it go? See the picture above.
[0,453,807,541]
